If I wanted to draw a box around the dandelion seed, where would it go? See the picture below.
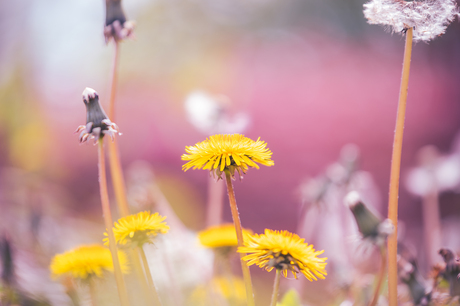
[238,229,327,281]
[363,0,458,41]
[50,245,129,281]
[181,134,274,180]
[104,211,170,248]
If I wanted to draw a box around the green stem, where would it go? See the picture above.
[387,27,413,306]
[270,270,281,306]
[224,171,255,306]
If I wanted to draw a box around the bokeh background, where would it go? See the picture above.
[1,0,460,305]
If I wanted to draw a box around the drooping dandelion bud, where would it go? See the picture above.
[398,256,430,305]
[363,0,458,42]
[345,191,394,246]
[104,0,135,43]
[75,88,120,144]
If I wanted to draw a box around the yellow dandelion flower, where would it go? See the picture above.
[198,224,253,248]
[181,134,274,179]
[189,276,247,306]
[50,245,129,281]
[238,229,327,281]
[104,211,169,247]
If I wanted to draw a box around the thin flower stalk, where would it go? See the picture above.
[89,280,97,306]
[225,170,255,306]
[97,139,130,306]
[138,247,163,306]
[369,247,387,306]
[387,27,413,306]
[270,269,281,306]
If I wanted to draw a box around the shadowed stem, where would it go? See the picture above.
[270,270,281,306]
[387,27,413,306]
[138,246,163,306]
[97,139,130,306]
[369,247,386,306]
[224,171,255,306]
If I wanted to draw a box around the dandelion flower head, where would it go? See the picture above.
[198,224,253,248]
[50,245,128,281]
[363,0,458,41]
[238,229,327,281]
[104,211,169,247]
[181,134,274,179]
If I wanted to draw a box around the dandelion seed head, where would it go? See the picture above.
[363,0,458,41]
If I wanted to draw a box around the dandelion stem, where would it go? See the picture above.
[422,189,442,267]
[138,246,163,306]
[369,247,386,306]
[224,171,255,306]
[97,139,130,306]
[387,26,413,306]
[89,279,97,306]
[106,41,131,217]
[206,177,225,227]
[270,270,281,306]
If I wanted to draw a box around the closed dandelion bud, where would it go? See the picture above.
[75,88,120,144]
[399,257,429,305]
[104,0,135,43]
[345,191,394,245]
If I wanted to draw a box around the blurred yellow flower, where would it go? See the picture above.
[198,224,252,248]
[104,211,169,247]
[50,245,128,281]
[238,229,327,281]
[189,276,246,306]
[181,134,274,179]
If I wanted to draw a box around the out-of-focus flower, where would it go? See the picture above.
[399,256,430,305]
[75,88,120,144]
[182,134,274,179]
[104,211,169,248]
[198,224,252,248]
[238,229,327,280]
[185,90,250,135]
[438,249,460,297]
[189,276,246,306]
[50,245,128,281]
[344,191,393,246]
[104,0,135,43]
[276,289,301,306]
[363,0,458,41]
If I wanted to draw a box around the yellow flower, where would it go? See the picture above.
[238,229,327,281]
[50,245,129,281]
[181,134,274,179]
[198,224,253,248]
[189,276,246,306]
[104,211,169,247]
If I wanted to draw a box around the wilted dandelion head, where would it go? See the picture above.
[238,229,327,281]
[363,0,458,41]
[198,224,252,249]
[104,211,170,248]
[345,191,394,246]
[75,88,120,144]
[104,0,135,43]
[50,245,128,281]
[181,134,274,180]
